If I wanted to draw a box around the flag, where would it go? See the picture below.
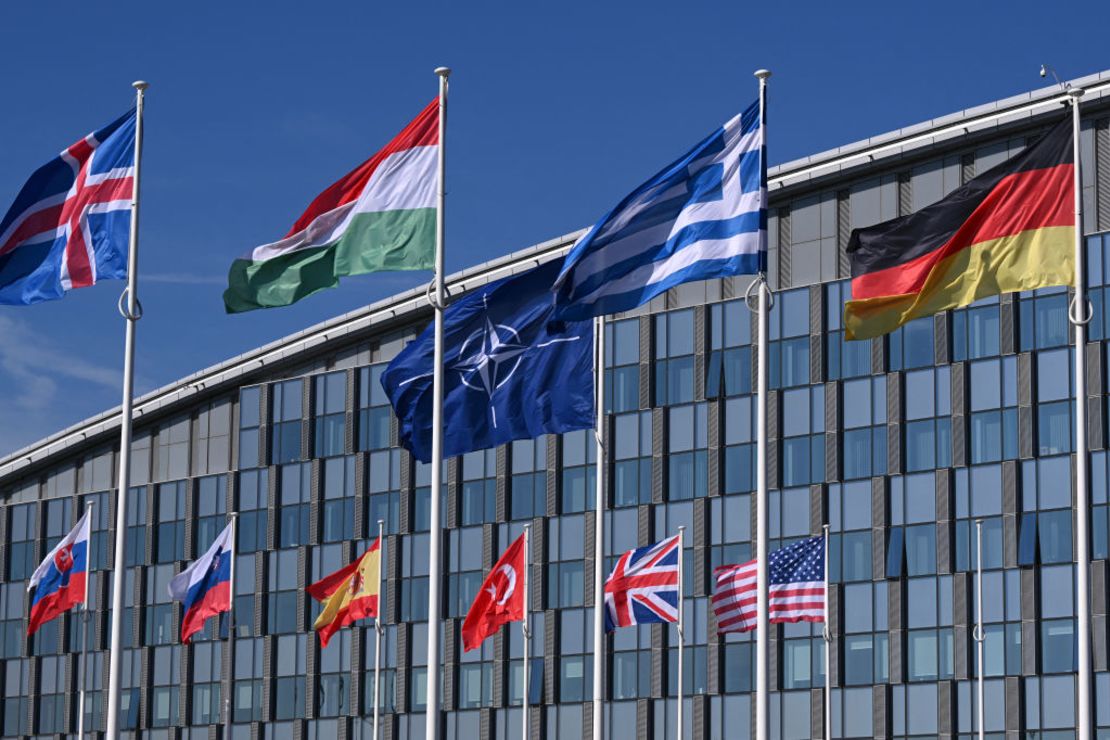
[462,533,526,652]
[27,509,92,636]
[845,116,1074,340]
[0,110,135,305]
[712,536,825,634]
[552,101,766,320]
[168,522,234,643]
[308,537,382,648]
[381,259,594,463]
[224,101,437,313]
[603,534,680,631]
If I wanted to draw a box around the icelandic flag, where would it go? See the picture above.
[27,508,92,636]
[603,534,681,631]
[553,101,766,319]
[168,522,234,643]
[381,258,594,463]
[0,109,136,305]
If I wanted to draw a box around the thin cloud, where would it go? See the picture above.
[142,272,227,286]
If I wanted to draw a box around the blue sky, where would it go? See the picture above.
[0,1,1105,454]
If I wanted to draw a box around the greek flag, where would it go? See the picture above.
[553,101,766,319]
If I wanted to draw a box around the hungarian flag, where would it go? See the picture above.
[462,533,526,652]
[845,116,1074,340]
[307,537,382,648]
[224,101,437,313]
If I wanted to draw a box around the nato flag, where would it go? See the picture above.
[381,259,594,463]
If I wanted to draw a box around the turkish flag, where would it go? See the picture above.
[462,533,527,652]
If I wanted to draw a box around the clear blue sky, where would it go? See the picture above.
[0,0,1104,455]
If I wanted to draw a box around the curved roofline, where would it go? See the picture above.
[4,69,1110,483]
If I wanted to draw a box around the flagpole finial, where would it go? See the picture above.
[1067,87,1085,100]
[132,81,149,91]
[434,67,451,78]
[753,69,772,81]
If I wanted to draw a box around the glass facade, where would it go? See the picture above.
[3,104,1110,740]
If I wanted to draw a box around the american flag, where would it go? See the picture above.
[712,536,825,634]
[603,534,680,630]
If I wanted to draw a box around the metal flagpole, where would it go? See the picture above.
[106,79,148,740]
[1067,84,1092,740]
[974,519,984,740]
[373,519,385,740]
[78,501,94,740]
[752,67,771,740]
[225,512,238,740]
[521,523,531,740]
[592,315,606,740]
[424,65,450,740]
[676,526,685,740]
[823,525,830,740]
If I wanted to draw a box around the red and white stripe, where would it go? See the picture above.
[711,559,825,634]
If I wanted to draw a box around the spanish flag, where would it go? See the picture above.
[845,117,1074,340]
[307,538,381,647]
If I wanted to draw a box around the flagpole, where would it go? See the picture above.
[105,79,148,740]
[373,519,385,740]
[591,314,606,740]
[224,512,238,740]
[752,67,771,740]
[424,65,450,740]
[521,523,532,740]
[77,501,93,740]
[676,526,685,740]
[823,525,830,740]
[1067,84,1092,740]
[974,519,984,740]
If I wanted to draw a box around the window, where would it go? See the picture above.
[274,634,308,719]
[655,309,695,405]
[842,581,888,685]
[238,386,262,468]
[547,515,585,608]
[36,655,64,733]
[825,281,870,380]
[769,288,810,389]
[267,549,300,634]
[1019,287,1069,351]
[156,415,190,481]
[8,502,37,580]
[669,599,708,697]
[233,638,264,723]
[413,461,448,533]
[322,456,356,542]
[606,318,641,412]
[888,316,934,371]
[1018,456,1073,566]
[952,297,1001,361]
[1093,450,1110,560]
[364,624,397,716]
[904,576,954,682]
[1036,348,1074,455]
[903,367,951,472]
[461,449,496,525]
[400,534,430,622]
[969,357,1018,463]
[368,449,401,535]
[1039,564,1076,674]
[150,645,181,726]
[970,567,1022,677]
[611,624,652,700]
[613,411,652,507]
[841,376,887,480]
[314,371,347,458]
[887,473,937,577]
[511,437,548,519]
[196,475,228,553]
[41,496,71,555]
[3,659,29,736]
[191,641,223,726]
[237,468,269,553]
[279,463,311,548]
[318,630,351,716]
[707,300,753,397]
[561,429,596,513]
[272,379,304,464]
[780,386,824,486]
[827,480,872,582]
[457,631,493,708]
[156,480,187,563]
[359,364,393,451]
[781,618,825,690]
[0,583,23,658]
[724,396,756,494]
[193,399,231,475]
[557,609,593,702]
[954,465,1003,572]
[145,565,176,646]
[125,486,146,567]
[81,491,110,570]
[668,403,708,499]
[709,494,751,573]
[446,527,483,618]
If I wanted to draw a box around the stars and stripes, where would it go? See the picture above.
[553,100,766,320]
[0,109,136,304]
[712,536,825,634]
[603,534,680,631]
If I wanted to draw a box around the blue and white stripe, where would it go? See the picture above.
[553,101,766,319]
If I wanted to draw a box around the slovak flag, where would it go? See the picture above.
[168,522,234,644]
[462,533,526,652]
[27,509,92,636]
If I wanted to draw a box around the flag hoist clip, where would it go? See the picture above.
[744,273,775,313]
[117,287,143,321]
[425,277,452,310]
[1069,294,1093,326]
[1066,85,1091,328]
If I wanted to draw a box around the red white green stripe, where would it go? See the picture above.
[224,100,438,313]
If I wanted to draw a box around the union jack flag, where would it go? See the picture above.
[603,534,680,631]
[0,110,136,305]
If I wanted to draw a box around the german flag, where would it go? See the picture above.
[845,117,1074,340]
[307,537,381,647]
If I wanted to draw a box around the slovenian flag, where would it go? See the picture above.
[223,100,438,313]
[28,508,92,636]
[168,522,234,643]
